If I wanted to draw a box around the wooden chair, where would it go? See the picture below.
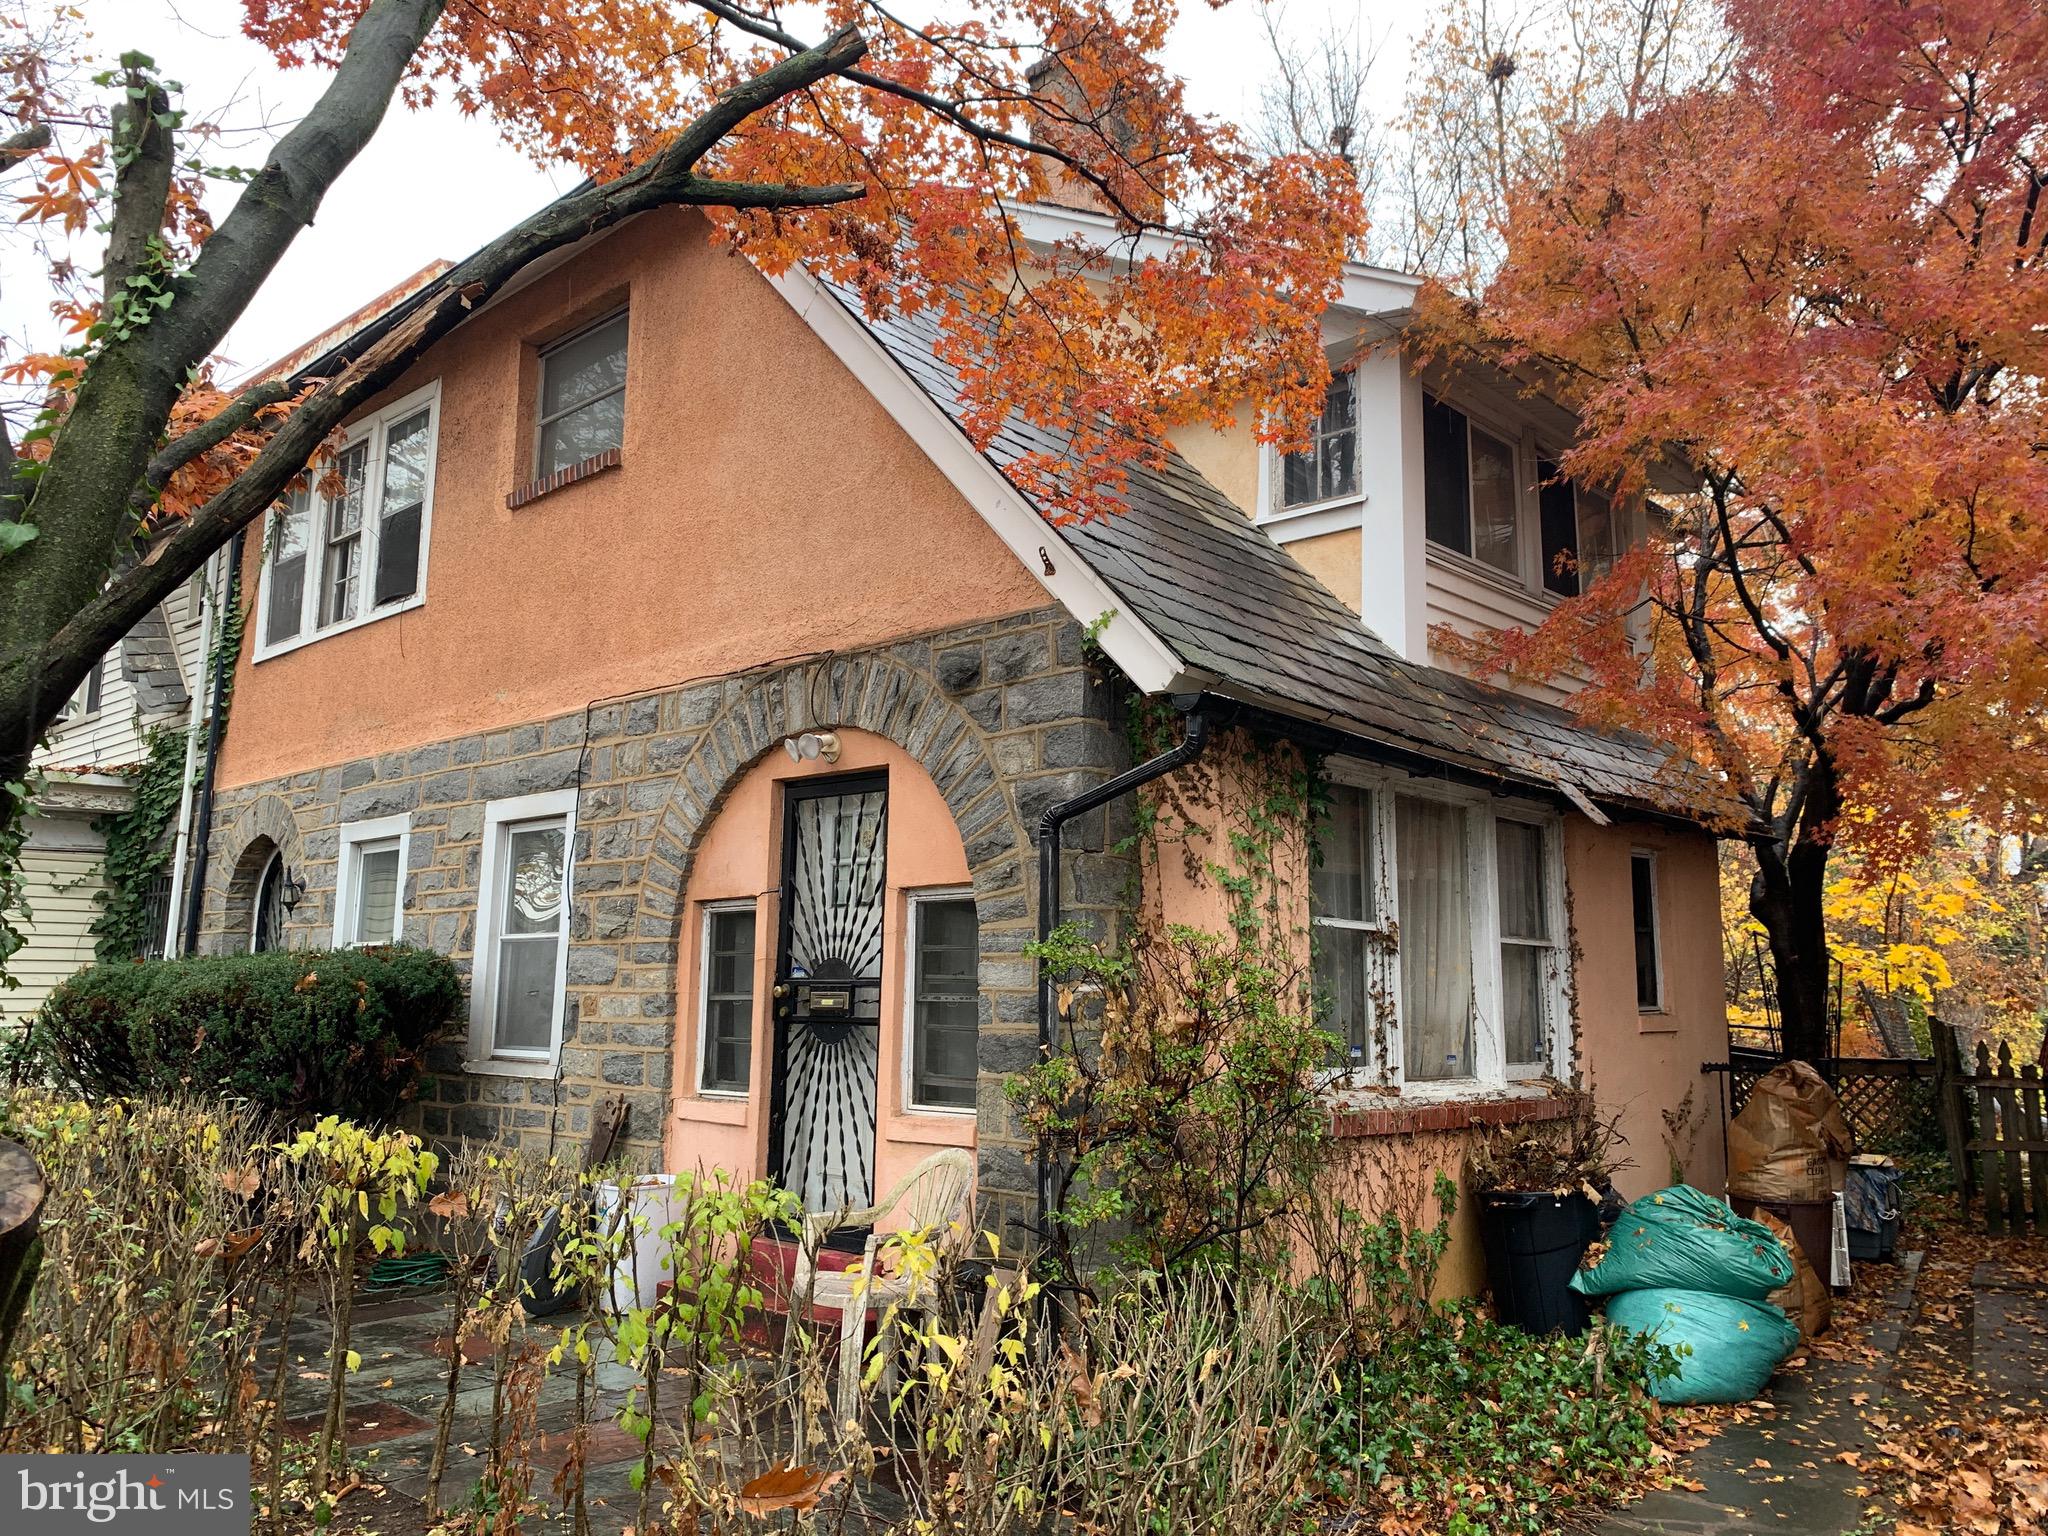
[790,1147,976,1428]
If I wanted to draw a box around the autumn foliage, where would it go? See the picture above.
[1435,0,2048,1056]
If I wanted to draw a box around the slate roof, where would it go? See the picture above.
[827,281,1729,825]
[117,601,188,715]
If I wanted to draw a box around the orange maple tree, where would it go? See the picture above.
[1432,0,2048,1059]
[0,0,1358,864]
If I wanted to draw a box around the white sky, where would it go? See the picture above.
[2,0,1429,375]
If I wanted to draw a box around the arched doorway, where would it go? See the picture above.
[666,729,977,1220]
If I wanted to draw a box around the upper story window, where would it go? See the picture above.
[1537,458,1620,597]
[258,381,439,660]
[55,656,104,725]
[1423,391,1519,576]
[1279,370,1359,511]
[1312,770,1568,1090]
[537,311,628,476]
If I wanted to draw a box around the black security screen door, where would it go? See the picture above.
[769,774,888,1217]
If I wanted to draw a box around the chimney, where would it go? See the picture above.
[1023,50,1162,222]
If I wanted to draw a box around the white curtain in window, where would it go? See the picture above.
[1495,819,1548,1067]
[354,843,401,943]
[1397,796,1473,1080]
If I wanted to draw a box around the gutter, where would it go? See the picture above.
[180,530,243,954]
[1033,696,1211,1276]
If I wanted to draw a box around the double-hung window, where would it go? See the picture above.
[1279,370,1360,510]
[1536,458,1620,597]
[1311,782,1388,1065]
[1424,392,1520,577]
[469,790,576,1068]
[536,311,628,476]
[1311,766,1568,1089]
[906,890,979,1111]
[336,814,409,946]
[259,382,439,658]
[698,902,756,1094]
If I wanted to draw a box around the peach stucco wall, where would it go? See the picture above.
[218,207,1046,788]
[664,729,975,1219]
[1566,816,1729,1201]
[1142,747,1729,1298]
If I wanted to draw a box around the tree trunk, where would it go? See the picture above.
[1749,785,1840,1063]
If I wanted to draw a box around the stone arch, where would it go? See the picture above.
[205,793,304,954]
[632,654,1030,950]
[571,651,1040,1213]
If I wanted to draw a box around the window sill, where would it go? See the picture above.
[1424,544,1557,609]
[253,593,426,664]
[1260,491,1366,527]
[1328,1083,1575,1139]
[463,1055,558,1080]
[678,1093,750,1125]
[507,447,621,509]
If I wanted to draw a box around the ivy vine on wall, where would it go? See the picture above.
[90,725,190,960]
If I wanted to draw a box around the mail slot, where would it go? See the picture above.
[789,980,881,1023]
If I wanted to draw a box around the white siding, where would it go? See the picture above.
[1424,552,1581,705]
[36,578,207,774]
[6,818,105,1028]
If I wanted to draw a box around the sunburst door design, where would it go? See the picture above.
[770,776,888,1217]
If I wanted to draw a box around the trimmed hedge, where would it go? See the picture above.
[29,946,463,1123]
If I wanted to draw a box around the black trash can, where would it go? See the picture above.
[1478,1190,1601,1337]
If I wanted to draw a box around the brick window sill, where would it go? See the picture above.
[1329,1089,1576,1139]
[507,447,621,509]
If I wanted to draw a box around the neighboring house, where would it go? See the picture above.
[195,195,1733,1286]
[13,573,215,1022]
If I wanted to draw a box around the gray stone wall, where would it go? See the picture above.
[201,605,1130,1241]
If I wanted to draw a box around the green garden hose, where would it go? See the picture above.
[364,1252,449,1291]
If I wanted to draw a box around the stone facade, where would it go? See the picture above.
[200,605,1129,1234]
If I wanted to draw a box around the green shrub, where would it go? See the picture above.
[28,946,462,1123]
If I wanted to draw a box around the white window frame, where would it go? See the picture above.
[54,656,104,727]
[1311,770,1395,1076]
[251,847,285,953]
[902,885,980,1116]
[534,309,629,478]
[334,813,411,947]
[1631,848,1667,1015]
[254,379,441,663]
[1495,809,1570,1081]
[696,898,757,1099]
[1272,369,1364,519]
[466,789,577,1076]
[1314,758,1572,1095]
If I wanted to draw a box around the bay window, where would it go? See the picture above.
[259,382,439,658]
[1312,767,1568,1088]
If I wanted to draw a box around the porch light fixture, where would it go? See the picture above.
[783,731,842,765]
[278,866,307,913]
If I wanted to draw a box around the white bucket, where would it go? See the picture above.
[594,1173,683,1313]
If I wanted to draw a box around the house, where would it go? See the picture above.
[11,569,221,1023]
[193,194,1733,1287]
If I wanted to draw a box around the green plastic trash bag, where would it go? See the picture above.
[1604,1287,1801,1405]
[1570,1184,1796,1302]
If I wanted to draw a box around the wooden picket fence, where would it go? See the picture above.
[1947,1035,2048,1235]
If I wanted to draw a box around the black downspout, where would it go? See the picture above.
[180,531,243,955]
[1034,698,1211,1274]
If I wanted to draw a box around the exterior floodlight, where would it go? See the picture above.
[782,731,843,764]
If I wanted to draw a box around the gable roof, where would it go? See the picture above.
[787,270,1729,826]
[258,207,1726,826]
